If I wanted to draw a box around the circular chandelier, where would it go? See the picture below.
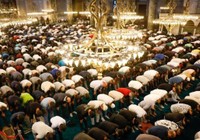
[64,11,78,15]
[173,14,199,20]
[153,0,189,33]
[56,0,146,72]
[153,19,186,26]
[57,31,145,69]
[79,11,91,16]
[113,0,144,28]
[154,0,199,30]
[112,12,143,20]
[105,28,143,40]
[0,19,37,29]
[173,0,199,21]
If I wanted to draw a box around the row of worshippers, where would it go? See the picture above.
[0,21,199,140]
[0,21,98,139]
[72,33,200,139]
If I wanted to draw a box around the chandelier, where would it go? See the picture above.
[41,9,55,13]
[0,8,17,14]
[153,0,187,33]
[64,11,78,15]
[173,0,199,20]
[79,11,91,16]
[57,0,146,79]
[79,1,91,17]
[0,19,37,29]
[64,11,91,16]
[113,0,143,28]
[64,0,91,16]
[27,9,55,16]
[27,12,48,16]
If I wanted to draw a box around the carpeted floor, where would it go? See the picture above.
[24,80,200,140]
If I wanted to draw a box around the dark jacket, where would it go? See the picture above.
[98,121,119,134]
[110,114,128,129]
[88,127,109,140]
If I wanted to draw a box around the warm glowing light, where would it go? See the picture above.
[160,7,170,10]
[79,11,91,15]
[153,19,187,26]
[173,14,199,20]
[0,19,37,29]
[41,9,55,13]
[27,12,48,16]
[74,60,79,67]
[81,59,86,66]
[113,15,143,20]
[64,11,78,14]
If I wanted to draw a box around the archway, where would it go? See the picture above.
[162,25,168,34]
[183,20,195,34]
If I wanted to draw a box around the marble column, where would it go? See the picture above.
[43,0,52,10]
[74,0,84,12]
[27,0,43,12]
[66,0,73,23]
[25,0,47,13]
[147,0,157,30]
[16,0,27,17]
[188,0,199,14]
[107,0,114,13]
[56,0,67,13]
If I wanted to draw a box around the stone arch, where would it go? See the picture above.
[183,20,195,34]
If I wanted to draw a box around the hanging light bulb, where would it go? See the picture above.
[133,53,137,59]
[74,60,79,67]
[110,62,116,68]
[81,59,86,67]
[68,59,73,66]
